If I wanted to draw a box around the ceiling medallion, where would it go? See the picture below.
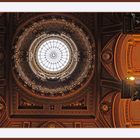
[12,15,95,101]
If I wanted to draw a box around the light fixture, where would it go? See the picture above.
[126,76,135,81]
[121,76,140,101]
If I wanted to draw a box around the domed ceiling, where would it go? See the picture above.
[12,14,95,101]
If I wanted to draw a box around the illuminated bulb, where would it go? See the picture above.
[127,76,135,81]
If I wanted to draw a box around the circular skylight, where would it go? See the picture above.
[37,39,70,72]
[28,33,78,80]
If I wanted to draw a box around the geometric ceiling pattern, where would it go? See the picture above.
[0,13,140,128]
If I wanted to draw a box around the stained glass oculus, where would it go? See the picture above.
[37,39,70,72]
[28,33,78,80]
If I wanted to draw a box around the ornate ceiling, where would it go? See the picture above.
[12,14,95,101]
[0,13,140,128]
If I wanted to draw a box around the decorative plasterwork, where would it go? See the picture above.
[101,34,120,80]
[0,96,10,127]
[112,93,140,128]
[12,15,95,101]
[40,121,64,128]
[114,34,140,80]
